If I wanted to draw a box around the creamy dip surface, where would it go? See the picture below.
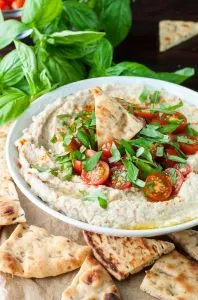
[16,84,198,229]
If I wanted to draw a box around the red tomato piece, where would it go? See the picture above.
[12,0,25,9]
[0,0,10,9]
[179,135,198,155]
[174,163,192,177]
[101,140,113,161]
[165,148,178,168]
[106,164,132,190]
[133,109,159,121]
[73,160,82,175]
[165,168,184,196]
[68,138,81,151]
[144,172,172,201]
[81,161,110,185]
[161,112,187,134]
[85,149,96,157]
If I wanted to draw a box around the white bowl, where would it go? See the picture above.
[6,76,198,237]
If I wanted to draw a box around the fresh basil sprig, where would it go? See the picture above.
[83,189,108,209]
[150,100,183,114]
[83,152,102,171]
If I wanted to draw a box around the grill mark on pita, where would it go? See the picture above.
[176,273,195,292]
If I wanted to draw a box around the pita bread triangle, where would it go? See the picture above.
[61,254,121,300]
[0,122,26,225]
[91,87,144,148]
[83,231,175,280]
[159,20,198,52]
[0,224,90,278]
[140,250,198,299]
[169,230,198,261]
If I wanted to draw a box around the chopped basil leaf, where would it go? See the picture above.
[50,134,57,144]
[168,168,177,185]
[90,111,96,126]
[140,125,165,139]
[147,181,154,191]
[98,197,108,209]
[166,155,186,163]
[150,90,160,104]
[186,124,198,136]
[70,150,85,161]
[159,122,180,134]
[139,87,149,102]
[83,189,108,209]
[31,165,48,172]
[83,151,102,171]
[61,161,73,180]
[120,139,135,156]
[80,145,87,153]
[55,154,70,164]
[156,146,164,157]
[56,114,71,119]
[136,147,145,157]
[123,160,139,182]
[177,136,195,144]
[89,128,97,149]
[134,178,145,187]
[76,129,90,147]
[109,143,121,163]
[150,100,183,114]
[63,135,73,146]
[49,168,58,176]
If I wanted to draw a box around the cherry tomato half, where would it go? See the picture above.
[165,168,184,196]
[175,163,192,177]
[12,0,25,9]
[0,0,10,9]
[164,148,178,168]
[161,112,187,134]
[106,164,132,190]
[133,109,159,121]
[101,140,113,161]
[81,161,110,185]
[179,135,198,155]
[144,172,172,202]
[68,138,81,151]
[73,160,83,175]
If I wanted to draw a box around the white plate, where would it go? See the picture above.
[6,76,198,237]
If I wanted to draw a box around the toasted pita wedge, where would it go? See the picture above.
[61,254,121,300]
[159,20,198,52]
[0,224,90,278]
[0,123,26,225]
[83,231,175,280]
[169,230,198,261]
[140,250,198,300]
[92,87,144,148]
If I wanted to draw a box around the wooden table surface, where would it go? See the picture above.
[1,0,198,91]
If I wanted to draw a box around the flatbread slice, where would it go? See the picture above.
[0,224,90,278]
[0,122,26,225]
[159,20,198,52]
[83,231,175,280]
[61,254,121,300]
[140,250,198,300]
[91,87,144,148]
[169,230,198,261]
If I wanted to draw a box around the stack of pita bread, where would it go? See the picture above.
[159,20,198,52]
[0,116,197,300]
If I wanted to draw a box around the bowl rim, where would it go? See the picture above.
[6,76,198,237]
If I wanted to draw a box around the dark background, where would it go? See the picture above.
[2,0,198,90]
[115,0,198,91]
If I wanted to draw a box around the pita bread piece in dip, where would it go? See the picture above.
[61,254,121,300]
[92,86,144,148]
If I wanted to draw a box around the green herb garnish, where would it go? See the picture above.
[150,100,183,114]
[177,136,195,144]
[83,190,108,209]
[156,146,164,157]
[109,143,121,163]
[76,129,90,148]
[83,151,102,171]
[166,155,186,163]
[50,134,57,143]
[139,87,149,102]
[186,124,198,136]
